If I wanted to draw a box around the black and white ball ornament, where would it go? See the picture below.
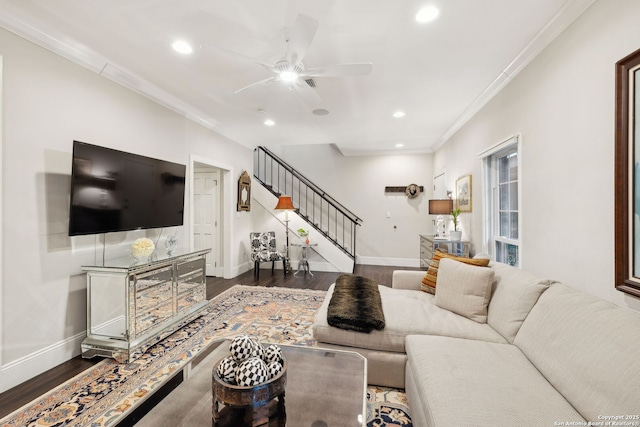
[252,340,266,360]
[229,335,256,362]
[263,344,283,364]
[266,361,284,380]
[216,356,238,384]
[236,357,268,387]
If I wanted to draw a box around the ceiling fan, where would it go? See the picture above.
[212,14,373,104]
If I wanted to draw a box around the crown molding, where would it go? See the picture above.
[0,9,221,133]
[432,0,596,152]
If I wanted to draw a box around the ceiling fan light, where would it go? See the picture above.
[280,70,299,82]
[416,6,440,23]
[171,40,193,54]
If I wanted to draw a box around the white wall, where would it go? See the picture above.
[270,145,435,266]
[6,0,640,394]
[434,0,640,312]
[0,27,253,392]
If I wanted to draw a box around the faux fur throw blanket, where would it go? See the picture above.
[327,274,386,333]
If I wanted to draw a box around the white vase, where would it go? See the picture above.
[450,230,462,241]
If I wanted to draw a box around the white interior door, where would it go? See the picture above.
[433,172,447,199]
[193,170,220,276]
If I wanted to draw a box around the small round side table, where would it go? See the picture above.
[291,242,318,276]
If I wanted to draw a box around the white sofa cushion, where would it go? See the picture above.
[486,262,554,342]
[313,284,506,353]
[514,283,640,420]
[421,250,490,294]
[405,335,584,427]
[434,258,494,323]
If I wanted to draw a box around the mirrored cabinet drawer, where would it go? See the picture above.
[176,258,205,275]
[177,286,206,313]
[135,300,174,335]
[134,280,173,313]
[134,266,174,292]
[419,234,471,268]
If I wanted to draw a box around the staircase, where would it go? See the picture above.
[253,147,362,272]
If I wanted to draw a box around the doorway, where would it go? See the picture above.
[189,155,233,278]
[193,166,220,275]
[433,171,447,199]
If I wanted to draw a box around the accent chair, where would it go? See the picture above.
[250,231,287,279]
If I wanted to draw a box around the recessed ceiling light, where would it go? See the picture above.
[395,143,405,148]
[172,40,193,55]
[264,119,275,127]
[393,111,406,118]
[416,6,440,23]
[312,108,330,116]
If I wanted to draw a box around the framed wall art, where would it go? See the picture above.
[614,47,640,297]
[456,175,472,212]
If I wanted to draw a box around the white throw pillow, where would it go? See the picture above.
[434,258,495,323]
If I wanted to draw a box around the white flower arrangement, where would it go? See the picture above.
[132,237,155,258]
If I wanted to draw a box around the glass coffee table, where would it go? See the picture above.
[136,340,367,427]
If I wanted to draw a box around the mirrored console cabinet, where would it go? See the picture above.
[81,248,210,363]
[420,234,471,268]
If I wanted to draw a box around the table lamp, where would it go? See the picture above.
[275,195,295,272]
[428,199,453,237]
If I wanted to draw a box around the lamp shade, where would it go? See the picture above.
[428,199,453,215]
[274,195,295,210]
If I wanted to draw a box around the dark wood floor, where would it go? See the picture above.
[0,264,414,419]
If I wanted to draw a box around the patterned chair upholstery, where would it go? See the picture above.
[250,231,287,279]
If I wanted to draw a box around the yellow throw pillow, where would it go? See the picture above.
[421,250,490,294]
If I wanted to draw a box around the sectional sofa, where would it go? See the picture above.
[312,258,640,426]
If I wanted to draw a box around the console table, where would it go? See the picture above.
[420,234,470,268]
[81,248,210,363]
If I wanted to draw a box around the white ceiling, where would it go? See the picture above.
[0,0,594,155]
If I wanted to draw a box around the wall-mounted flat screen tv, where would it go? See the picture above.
[68,140,186,236]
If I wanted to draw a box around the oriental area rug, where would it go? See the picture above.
[0,285,412,427]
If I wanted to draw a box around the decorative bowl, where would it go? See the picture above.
[212,357,287,407]
[131,237,155,258]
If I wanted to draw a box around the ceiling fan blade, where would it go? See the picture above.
[200,44,276,73]
[235,76,279,94]
[292,79,322,105]
[285,14,319,65]
[303,63,373,78]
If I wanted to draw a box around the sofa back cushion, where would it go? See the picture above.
[421,250,490,294]
[434,258,495,323]
[514,284,640,420]
[486,262,553,342]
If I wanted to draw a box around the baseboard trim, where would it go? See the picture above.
[248,261,341,274]
[0,332,85,393]
[356,256,420,268]
[289,261,340,273]
[243,258,418,272]
[227,261,252,279]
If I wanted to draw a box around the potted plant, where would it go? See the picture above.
[297,228,310,244]
[450,209,462,241]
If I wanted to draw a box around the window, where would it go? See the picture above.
[480,135,521,267]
